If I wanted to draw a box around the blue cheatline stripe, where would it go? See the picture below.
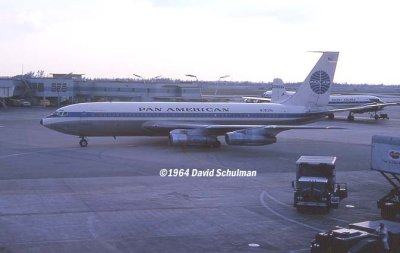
[328,101,372,105]
[49,112,319,119]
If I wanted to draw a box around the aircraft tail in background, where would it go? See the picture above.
[282,51,339,108]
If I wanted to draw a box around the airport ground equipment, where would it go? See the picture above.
[371,135,400,220]
[292,156,348,213]
[310,220,400,253]
[370,112,389,120]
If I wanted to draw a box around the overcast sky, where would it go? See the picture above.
[1,0,399,84]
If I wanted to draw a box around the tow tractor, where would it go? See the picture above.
[370,112,389,120]
[310,220,400,252]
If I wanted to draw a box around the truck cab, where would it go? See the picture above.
[293,156,347,212]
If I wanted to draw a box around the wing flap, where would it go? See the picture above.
[232,125,344,137]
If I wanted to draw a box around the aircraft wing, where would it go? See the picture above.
[327,102,400,114]
[208,125,343,138]
[142,121,263,135]
[142,121,343,137]
[242,96,271,102]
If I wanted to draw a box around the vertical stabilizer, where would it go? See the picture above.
[282,51,339,107]
[271,78,289,103]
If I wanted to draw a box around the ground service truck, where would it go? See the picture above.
[292,156,347,213]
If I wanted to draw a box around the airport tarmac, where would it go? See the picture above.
[1,106,400,253]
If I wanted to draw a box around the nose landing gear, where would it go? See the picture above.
[79,137,88,147]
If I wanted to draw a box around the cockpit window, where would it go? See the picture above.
[369,98,381,103]
[52,110,68,117]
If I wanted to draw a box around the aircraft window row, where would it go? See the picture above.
[329,101,364,104]
[80,112,299,118]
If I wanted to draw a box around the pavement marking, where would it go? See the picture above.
[248,243,260,248]
[259,191,324,232]
[289,248,309,253]
[263,191,350,223]
[327,217,350,223]
[0,151,45,159]
[0,148,71,160]
[87,214,122,253]
[263,191,291,207]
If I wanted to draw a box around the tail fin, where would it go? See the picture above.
[282,51,339,107]
[271,78,289,103]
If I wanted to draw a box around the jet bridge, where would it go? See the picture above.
[371,135,400,220]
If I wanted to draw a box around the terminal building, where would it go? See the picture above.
[0,73,203,106]
[0,78,15,107]
[2,73,399,108]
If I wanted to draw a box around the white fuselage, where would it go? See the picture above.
[41,102,322,137]
[263,91,382,107]
[327,95,382,108]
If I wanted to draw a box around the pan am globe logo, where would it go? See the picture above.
[309,71,331,95]
[389,150,400,160]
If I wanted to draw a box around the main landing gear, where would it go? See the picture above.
[79,137,88,147]
[210,140,221,148]
[347,112,355,121]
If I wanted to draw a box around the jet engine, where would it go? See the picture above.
[225,132,276,146]
[168,129,221,147]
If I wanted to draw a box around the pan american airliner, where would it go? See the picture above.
[41,51,345,148]
[243,78,399,121]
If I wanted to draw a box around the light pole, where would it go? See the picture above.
[215,75,230,96]
[133,73,146,85]
[134,74,162,83]
[185,74,201,96]
[185,74,198,82]
[133,73,144,79]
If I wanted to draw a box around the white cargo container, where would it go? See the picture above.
[371,135,400,220]
[371,135,400,174]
